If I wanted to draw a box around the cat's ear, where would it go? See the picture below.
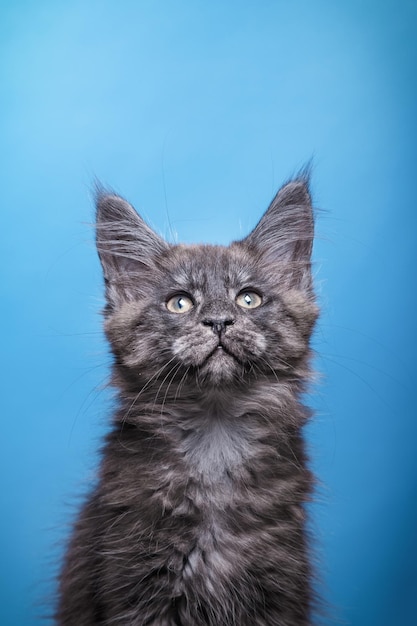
[241,177,314,289]
[95,190,168,307]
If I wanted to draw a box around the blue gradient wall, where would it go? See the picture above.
[1,1,416,624]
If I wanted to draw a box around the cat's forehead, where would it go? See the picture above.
[160,243,255,289]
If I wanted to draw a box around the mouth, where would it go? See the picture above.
[194,339,251,383]
[205,341,239,362]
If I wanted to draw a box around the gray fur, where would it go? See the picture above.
[56,175,319,625]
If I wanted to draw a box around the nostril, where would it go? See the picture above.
[202,318,235,334]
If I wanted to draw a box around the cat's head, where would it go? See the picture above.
[96,177,318,388]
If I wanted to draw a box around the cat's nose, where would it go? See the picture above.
[202,318,234,336]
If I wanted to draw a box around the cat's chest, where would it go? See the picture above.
[178,414,251,482]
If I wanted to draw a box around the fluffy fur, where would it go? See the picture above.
[56,176,319,625]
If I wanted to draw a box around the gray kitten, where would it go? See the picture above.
[56,175,319,625]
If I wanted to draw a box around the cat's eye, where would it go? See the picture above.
[166,294,194,314]
[236,291,262,310]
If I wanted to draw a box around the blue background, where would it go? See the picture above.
[1,1,416,624]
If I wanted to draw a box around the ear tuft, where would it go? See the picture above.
[240,173,315,289]
[95,189,168,308]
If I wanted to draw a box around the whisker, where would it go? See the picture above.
[150,361,183,414]
[157,361,184,417]
[119,355,179,429]
[256,355,281,382]
[174,366,190,402]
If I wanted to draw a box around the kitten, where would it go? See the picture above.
[56,175,319,625]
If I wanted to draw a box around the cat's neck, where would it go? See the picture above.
[114,370,301,432]
[110,373,307,488]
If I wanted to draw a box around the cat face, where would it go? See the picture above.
[164,246,267,384]
[96,178,318,387]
